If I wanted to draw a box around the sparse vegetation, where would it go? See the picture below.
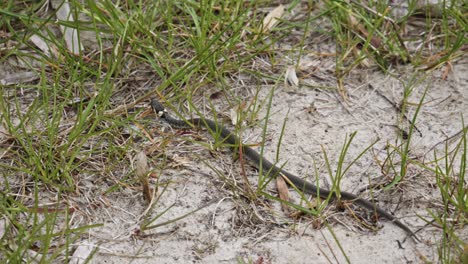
[0,0,466,262]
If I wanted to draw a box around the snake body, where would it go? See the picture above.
[151,99,418,241]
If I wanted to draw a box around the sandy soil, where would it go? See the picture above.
[77,57,467,263]
[1,3,467,264]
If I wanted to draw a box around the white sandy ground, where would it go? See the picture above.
[74,57,467,263]
[1,56,466,264]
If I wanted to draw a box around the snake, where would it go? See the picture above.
[150,99,419,241]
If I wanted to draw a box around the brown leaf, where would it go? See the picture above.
[347,12,383,50]
[276,176,290,213]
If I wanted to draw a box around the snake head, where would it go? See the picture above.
[150,99,167,117]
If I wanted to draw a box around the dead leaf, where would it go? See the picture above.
[261,5,285,33]
[276,176,291,213]
[70,243,96,264]
[347,13,382,50]
[29,34,57,57]
[230,108,240,126]
[0,72,39,85]
[52,0,83,54]
[285,66,299,88]
[135,151,153,202]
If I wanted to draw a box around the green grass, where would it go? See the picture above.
[432,123,467,263]
[0,0,466,262]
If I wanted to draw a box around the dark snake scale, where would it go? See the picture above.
[151,99,418,241]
